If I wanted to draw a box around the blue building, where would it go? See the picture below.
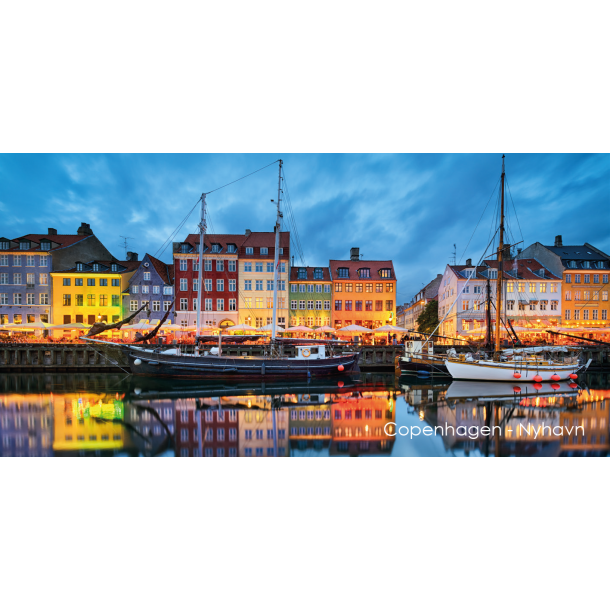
[0,224,112,327]
[123,253,175,323]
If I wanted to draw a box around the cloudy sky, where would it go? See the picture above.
[0,153,608,304]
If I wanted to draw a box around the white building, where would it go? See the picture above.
[437,257,562,339]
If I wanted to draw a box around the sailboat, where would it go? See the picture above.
[84,160,361,379]
[445,156,588,383]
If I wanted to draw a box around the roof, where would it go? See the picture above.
[180,233,247,253]
[241,231,290,254]
[0,233,91,253]
[53,259,140,274]
[147,254,174,284]
[543,243,610,268]
[289,266,331,281]
[329,259,396,280]
[448,259,560,282]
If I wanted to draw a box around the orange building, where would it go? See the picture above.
[330,248,397,330]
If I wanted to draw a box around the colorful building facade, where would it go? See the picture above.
[238,231,290,329]
[518,237,610,329]
[288,266,332,328]
[173,234,244,330]
[329,248,397,330]
[0,224,112,326]
[50,258,138,330]
[124,253,175,323]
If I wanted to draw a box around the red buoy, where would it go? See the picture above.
[551,383,560,390]
[337,381,344,388]
[569,373,578,380]
[513,386,521,393]
[569,382,578,389]
[533,383,543,390]
[551,374,561,381]
[513,372,521,379]
[338,365,344,372]
[533,375,543,383]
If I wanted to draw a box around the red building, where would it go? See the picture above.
[174,400,239,457]
[173,234,245,330]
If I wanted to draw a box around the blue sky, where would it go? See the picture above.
[0,153,608,304]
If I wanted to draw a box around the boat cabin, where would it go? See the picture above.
[404,341,433,357]
[295,345,327,360]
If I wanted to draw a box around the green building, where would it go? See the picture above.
[289,266,332,328]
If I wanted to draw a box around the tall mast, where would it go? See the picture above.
[196,194,206,336]
[271,160,283,341]
[494,155,505,356]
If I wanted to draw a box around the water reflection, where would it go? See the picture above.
[1,372,608,457]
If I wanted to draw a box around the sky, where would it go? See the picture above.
[0,153,608,305]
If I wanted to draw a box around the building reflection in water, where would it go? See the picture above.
[1,372,608,457]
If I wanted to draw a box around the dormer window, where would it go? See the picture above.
[20,241,30,250]
[93,264,99,271]
[358,268,371,278]
[0,240,8,250]
[539,269,545,278]
[246,247,253,255]
[180,244,189,253]
[111,264,118,272]
[211,244,221,253]
[568,261,577,268]
[583,261,590,268]
[314,268,323,280]
[337,267,349,278]
[260,247,268,255]
[489,269,498,279]
[40,241,51,250]
[463,269,475,279]
[596,261,606,269]
[227,244,237,253]
[279,248,284,255]
[77,263,83,271]
[297,268,307,280]
[379,269,392,279]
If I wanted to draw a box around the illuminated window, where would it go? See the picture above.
[386,283,394,293]
[376,300,383,311]
[355,283,363,293]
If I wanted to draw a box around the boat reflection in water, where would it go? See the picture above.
[400,373,610,457]
[1,372,608,457]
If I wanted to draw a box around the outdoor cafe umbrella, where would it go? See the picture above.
[314,326,336,333]
[1,321,53,330]
[374,324,410,333]
[282,325,313,332]
[228,323,258,332]
[336,324,372,333]
[48,322,91,330]
[259,323,285,333]
[123,321,156,331]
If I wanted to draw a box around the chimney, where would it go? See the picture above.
[77,222,93,236]
[48,228,57,235]
[466,258,472,266]
[350,247,360,261]
[245,229,251,236]
[554,235,563,247]
[126,251,138,262]
[503,243,513,260]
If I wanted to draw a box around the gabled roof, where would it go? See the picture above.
[544,243,610,262]
[289,266,331,281]
[146,254,174,285]
[329,259,396,280]
[0,233,91,252]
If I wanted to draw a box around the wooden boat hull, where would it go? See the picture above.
[398,357,449,375]
[446,359,581,382]
[127,350,361,379]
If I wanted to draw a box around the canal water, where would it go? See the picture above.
[1,371,609,457]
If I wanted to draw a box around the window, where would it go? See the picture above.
[355,283,363,292]
[345,300,352,311]
[565,309,571,320]
[163,300,171,311]
[26,255,35,266]
[584,274,590,283]
[386,300,393,311]
[529,282,536,292]
[335,300,342,311]
[603,274,609,284]
[593,274,600,284]
[255,262,263,273]
[63,294,71,306]
[130,300,139,311]
[278,280,286,291]
[359,268,370,278]
[217,299,224,311]
[380,269,392,278]
[20,241,29,250]
[216,279,224,291]
[574,274,581,283]
[244,280,252,290]
[255,297,263,308]
[99,278,108,287]
[602,310,607,320]
[26,292,35,305]
[98,294,107,307]
[179,259,187,271]
[574,309,580,320]
[603,291,608,301]
[112,279,120,287]
[40,293,49,305]
[244,262,252,272]
[324,300,330,310]
[205,298,212,311]
[204,259,211,271]
[180,298,188,311]
[299,300,306,310]
[193,298,198,310]
[255,280,263,291]
[228,260,236,272]
[26,273,35,285]
[260,247,268,255]
[376,300,383,311]
[112,295,120,307]
[267,280,273,291]
[307,299,314,309]
[365,300,373,311]
[355,300,363,311]
[63,278,71,286]
[593,309,598,320]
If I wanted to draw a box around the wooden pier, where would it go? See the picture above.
[1,343,609,373]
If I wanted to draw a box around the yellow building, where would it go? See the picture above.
[238,231,290,329]
[50,259,138,333]
[238,404,289,457]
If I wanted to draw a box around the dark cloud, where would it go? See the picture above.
[0,153,608,305]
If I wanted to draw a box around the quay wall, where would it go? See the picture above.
[1,343,609,373]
